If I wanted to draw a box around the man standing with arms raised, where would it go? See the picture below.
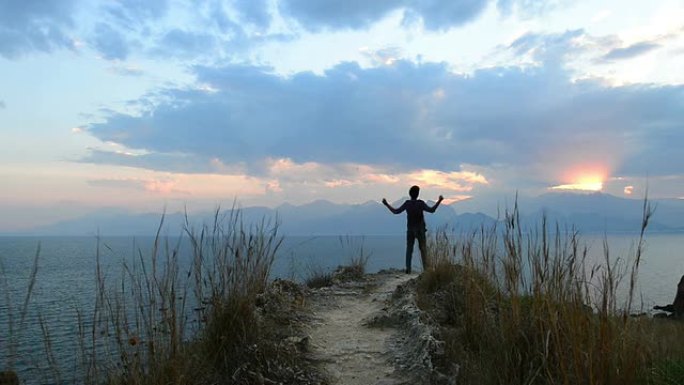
[382,186,444,274]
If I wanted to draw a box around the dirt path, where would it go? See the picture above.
[306,271,416,385]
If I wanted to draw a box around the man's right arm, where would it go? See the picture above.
[382,199,406,214]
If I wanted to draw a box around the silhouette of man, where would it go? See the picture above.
[382,186,444,274]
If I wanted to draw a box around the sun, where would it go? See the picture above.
[550,167,608,192]
[550,179,603,192]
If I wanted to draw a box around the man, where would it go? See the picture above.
[382,185,444,274]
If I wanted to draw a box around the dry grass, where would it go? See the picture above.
[417,198,684,385]
[0,243,40,373]
[334,236,371,281]
[1,208,326,385]
[305,265,334,289]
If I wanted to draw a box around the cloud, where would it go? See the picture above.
[407,169,488,191]
[86,174,268,199]
[261,158,488,192]
[93,23,130,60]
[602,175,684,200]
[205,1,249,35]
[103,0,169,25]
[278,0,565,31]
[0,0,77,58]
[88,178,149,190]
[233,0,272,28]
[360,46,404,66]
[0,0,171,60]
[90,0,262,62]
[497,0,567,19]
[0,100,5,109]
[279,0,490,31]
[91,0,170,60]
[256,158,489,203]
[88,178,189,195]
[278,0,403,30]
[92,0,233,61]
[402,0,490,30]
[88,61,456,169]
[509,29,585,65]
[108,64,145,77]
[602,41,661,61]
[84,35,683,182]
[80,149,226,174]
[155,29,218,58]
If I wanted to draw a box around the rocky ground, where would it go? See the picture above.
[302,269,447,385]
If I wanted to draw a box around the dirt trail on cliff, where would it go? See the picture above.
[306,271,416,385]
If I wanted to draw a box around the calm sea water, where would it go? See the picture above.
[0,232,682,382]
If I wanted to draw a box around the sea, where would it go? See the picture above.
[0,232,682,383]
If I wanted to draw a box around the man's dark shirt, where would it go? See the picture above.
[395,199,431,230]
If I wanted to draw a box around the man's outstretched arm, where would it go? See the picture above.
[425,195,444,213]
[382,198,405,214]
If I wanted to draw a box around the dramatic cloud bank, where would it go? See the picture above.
[279,0,558,31]
[279,0,490,31]
[1,0,560,60]
[85,48,683,182]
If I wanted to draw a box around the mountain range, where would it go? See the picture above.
[7,193,684,236]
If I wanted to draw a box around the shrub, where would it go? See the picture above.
[335,236,371,281]
[305,265,334,289]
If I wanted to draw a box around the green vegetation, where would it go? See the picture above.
[417,200,684,385]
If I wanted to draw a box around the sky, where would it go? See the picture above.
[0,0,683,231]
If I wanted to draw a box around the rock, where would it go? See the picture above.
[653,275,684,318]
[374,379,403,385]
[654,304,675,313]
[673,275,684,316]
[284,335,310,351]
[0,371,18,385]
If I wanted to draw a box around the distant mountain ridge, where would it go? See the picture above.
[15,200,495,236]
[517,192,684,232]
[7,193,684,236]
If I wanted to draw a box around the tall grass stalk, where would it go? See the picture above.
[3,207,310,384]
[0,243,40,371]
[337,235,371,280]
[418,198,684,385]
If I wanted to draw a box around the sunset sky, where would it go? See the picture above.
[0,0,683,231]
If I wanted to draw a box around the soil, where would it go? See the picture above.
[304,270,420,385]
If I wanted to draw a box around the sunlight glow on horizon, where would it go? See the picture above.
[550,166,608,192]
[550,181,604,192]
[442,195,472,205]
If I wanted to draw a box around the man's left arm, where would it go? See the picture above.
[425,195,444,213]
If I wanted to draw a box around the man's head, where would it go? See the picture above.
[409,185,420,200]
